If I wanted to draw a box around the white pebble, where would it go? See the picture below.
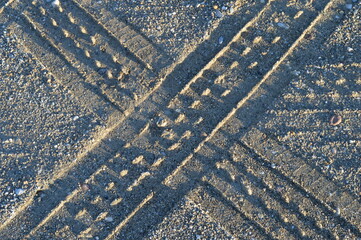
[218,36,224,44]
[73,116,79,121]
[105,216,113,222]
[277,22,290,29]
[52,0,60,7]
[15,188,25,195]
[156,117,167,127]
[215,10,223,18]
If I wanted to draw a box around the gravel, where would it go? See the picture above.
[0,25,101,221]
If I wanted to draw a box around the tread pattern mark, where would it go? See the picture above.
[0,1,269,236]
[229,143,359,239]
[7,0,171,122]
[22,0,154,110]
[72,0,172,73]
[9,21,122,122]
[187,186,269,240]
[241,128,361,233]
[25,0,339,237]
[1,0,358,239]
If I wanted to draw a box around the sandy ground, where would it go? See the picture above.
[0,0,360,239]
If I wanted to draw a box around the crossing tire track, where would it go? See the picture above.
[0,0,358,239]
[0,1,272,237]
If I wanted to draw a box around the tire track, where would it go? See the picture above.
[188,186,270,240]
[212,159,329,239]
[9,20,124,121]
[5,0,171,123]
[241,128,361,234]
[204,172,298,239]
[103,0,348,238]
[19,0,156,112]
[0,0,354,238]
[0,0,14,13]
[72,0,171,74]
[0,1,270,238]
[230,143,360,239]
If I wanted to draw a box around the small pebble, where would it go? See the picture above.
[277,22,290,29]
[218,36,224,44]
[331,148,337,154]
[330,115,342,126]
[51,0,60,7]
[229,7,234,14]
[345,4,353,10]
[215,10,223,18]
[73,116,79,121]
[15,188,25,195]
[156,117,167,127]
[80,183,89,192]
[105,216,113,222]
[97,68,107,75]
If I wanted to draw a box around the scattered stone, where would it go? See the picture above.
[15,188,25,196]
[97,68,107,75]
[218,36,224,44]
[330,114,342,126]
[291,70,301,76]
[156,117,168,127]
[105,216,113,222]
[73,116,79,121]
[332,148,337,154]
[80,183,89,192]
[345,4,353,10]
[51,0,60,7]
[277,22,290,29]
[35,190,46,200]
[215,10,223,18]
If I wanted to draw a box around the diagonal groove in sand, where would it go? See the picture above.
[0,0,358,239]
[0,1,272,236]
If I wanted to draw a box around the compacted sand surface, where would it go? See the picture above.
[0,0,360,239]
